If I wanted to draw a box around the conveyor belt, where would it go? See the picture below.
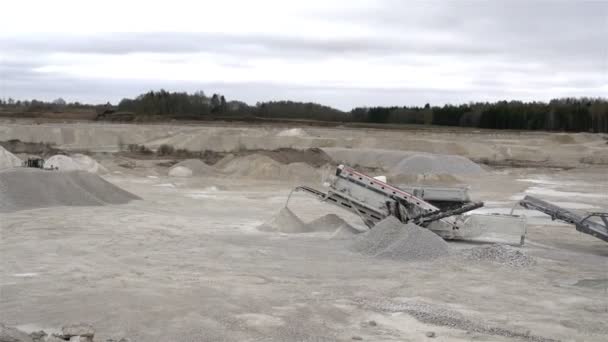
[520,195,608,243]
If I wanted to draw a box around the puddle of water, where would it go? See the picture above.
[574,278,608,290]
[154,183,175,188]
[516,178,585,187]
[469,207,546,217]
[551,202,598,210]
[13,273,38,277]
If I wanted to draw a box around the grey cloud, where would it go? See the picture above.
[1,0,606,108]
[0,32,499,59]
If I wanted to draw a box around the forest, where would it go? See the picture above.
[1,91,607,132]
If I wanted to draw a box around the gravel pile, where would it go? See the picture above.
[464,244,535,267]
[350,216,449,261]
[0,145,22,169]
[0,169,140,213]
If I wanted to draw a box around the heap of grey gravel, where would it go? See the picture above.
[0,168,140,213]
[463,244,535,268]
[350,216,449,261]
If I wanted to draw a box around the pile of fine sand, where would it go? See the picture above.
[350,216,449,261]
[45,154,107,173]
[257,210,364,237]
[168,159,214,177]
[168,166,193,177]
[306,214,363,239]
[391,153,485,175]
[71,154,108,174]
[45,154,81,171]
[220,154,319,181]
[0,146,22,169]
[0,169,140,213]
[257,207,310,233]
[322,148,485,182]
[277,128,307,137]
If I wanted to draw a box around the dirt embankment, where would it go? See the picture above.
[0,139,61,156]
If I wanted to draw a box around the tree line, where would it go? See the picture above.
[1,91,607,132]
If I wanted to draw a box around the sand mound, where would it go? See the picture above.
[463,244,535,268]
[277,128,307,137]
[168,159,214,177]
[322,148,484,180]
[306,214,358,233]
[71,154,108,174]
[390,173,462,186]
[350,217,449,261]
[220,154,319,181]
[391,154,485,175]
[45,155,81,171]
[257,207,310,233]
[0,169,140,213]
[169,166,193,177]
[0,146,22,169]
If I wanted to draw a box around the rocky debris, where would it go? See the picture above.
[463,244,535,268]
[45,336,66,342]
[357,298,557,342]
[61,324,94,339]
[425,331,436,338]
[0,146,22,170]
[350,217,449,261]
[29,331,46,342]
[0,322,34,342]
[0,323,130,342]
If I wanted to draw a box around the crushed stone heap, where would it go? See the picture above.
[0,168,140,213]
[350,216,449,261]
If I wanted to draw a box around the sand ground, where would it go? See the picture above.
[1,121,607,341]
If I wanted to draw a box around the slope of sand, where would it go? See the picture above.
[0,146,22,169]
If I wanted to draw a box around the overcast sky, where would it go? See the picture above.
[1,0,606,110]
